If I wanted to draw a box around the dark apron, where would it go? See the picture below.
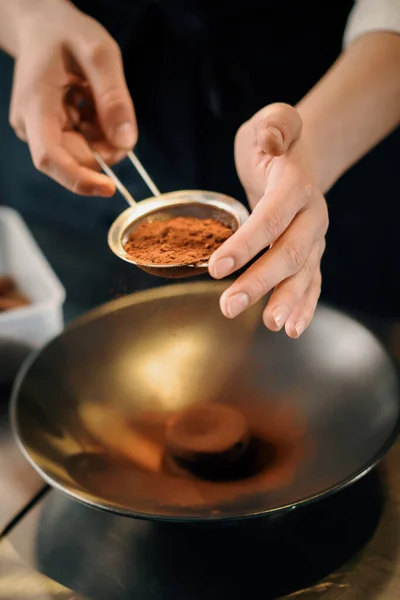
[0,0,399,320]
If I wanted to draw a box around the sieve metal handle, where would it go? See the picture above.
[93,149,161,208]
[92,150,137,207]
[127,151,161,197]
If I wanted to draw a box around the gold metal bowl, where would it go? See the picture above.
[11,282,400,521]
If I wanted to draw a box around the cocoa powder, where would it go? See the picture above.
[75,387,309,514]
[124,217,233,265]
[0,275,30,312]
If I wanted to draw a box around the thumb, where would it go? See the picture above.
[253,103,302,157]
[73,38,137,150]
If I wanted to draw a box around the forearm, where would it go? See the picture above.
[297,32,400,193]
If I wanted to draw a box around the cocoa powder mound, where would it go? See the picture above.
[124,217,233,265]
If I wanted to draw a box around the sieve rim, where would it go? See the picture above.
[108,190,250,269]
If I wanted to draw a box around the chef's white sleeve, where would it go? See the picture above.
[344,0,400,46]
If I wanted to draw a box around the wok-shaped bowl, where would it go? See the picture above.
[11,282,400,521]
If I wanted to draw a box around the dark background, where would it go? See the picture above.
[0,0,399,321]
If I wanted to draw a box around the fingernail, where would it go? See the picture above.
[226,292,250,318]
[113,122,136,149]
[210,257,235,279]
[294,319,306,338]
[272,306,291,330]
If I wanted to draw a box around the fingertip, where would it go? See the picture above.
[207,254,217,278]
[95,173,116,196]
[96,185,116,198]
[219,292,231,319]
[112,121,137,150]
[219,290,250,319]
[285,323,299,339]
[262,309,281,332]
[273,305,291,331]
[208,255,235,280]
[75,173,115,197]
[285,319,306,339]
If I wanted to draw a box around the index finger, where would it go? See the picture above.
[209,176,306,280]
[70,33,137,149]
[25,89,115,196]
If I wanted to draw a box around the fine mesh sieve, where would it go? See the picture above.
[95,151,249,279]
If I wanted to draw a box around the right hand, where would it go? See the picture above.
[9,0,137,196]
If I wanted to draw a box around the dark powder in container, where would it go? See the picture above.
[124,217,233,265]
[0,276,30,312]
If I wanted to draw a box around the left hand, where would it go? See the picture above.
[208,103,328,338]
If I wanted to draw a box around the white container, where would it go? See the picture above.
[0,207,66,348]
